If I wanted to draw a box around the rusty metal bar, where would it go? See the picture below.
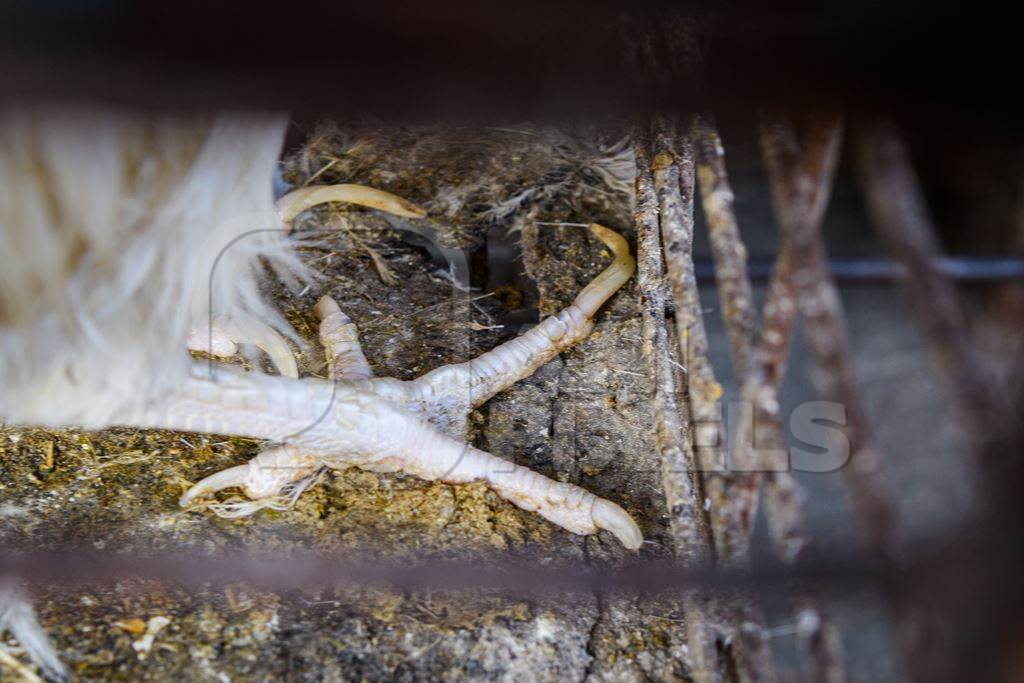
[852,120,1012,682]
[760,112,897,556]
[700,113,843,683]
[755,112,859,683]
[694,116,807,565]
[634,122,723,683]
[854,120,1002,437]
[649,118,781,683]
[796,602,847,683]
[635,124,712,564]
[648,119,723,558]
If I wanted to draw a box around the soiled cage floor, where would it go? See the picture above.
[1,127,702,680]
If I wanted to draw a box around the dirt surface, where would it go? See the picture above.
[1,126,705,681]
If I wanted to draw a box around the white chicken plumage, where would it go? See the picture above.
[0,106,304,427]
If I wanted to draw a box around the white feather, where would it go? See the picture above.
[0,581,66,681]
[0,105,308,428]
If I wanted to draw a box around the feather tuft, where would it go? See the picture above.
[0,105,309,427]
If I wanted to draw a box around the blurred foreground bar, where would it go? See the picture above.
[2,1,1020,137]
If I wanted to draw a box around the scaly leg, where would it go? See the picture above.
[170,216,643,548]
[183,295,377,512]
[391,417,642,547]
[315,295,373,380]
[408,223,635,408]
[173,369,641,548]
[182,295,373,511]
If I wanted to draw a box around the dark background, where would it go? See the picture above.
[2,1,1018,131]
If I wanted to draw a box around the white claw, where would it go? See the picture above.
[180,446,320,509]
[591,498,644,550]
[180,464,249,507]
[186,314,298,379]
[230,314,299,379]
[276,184,427,224]
[186,325,239,357]
[572,223,636,317]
